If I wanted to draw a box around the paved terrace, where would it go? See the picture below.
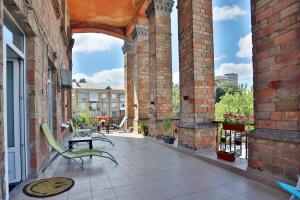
[12,132,288,200]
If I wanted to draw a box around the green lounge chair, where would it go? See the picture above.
[69,120,115,146]
[41,123,118,171]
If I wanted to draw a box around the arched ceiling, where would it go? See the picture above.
[67,0,148,39]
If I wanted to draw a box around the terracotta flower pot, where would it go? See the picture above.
[222,123,246,132]
[217,151,236,162]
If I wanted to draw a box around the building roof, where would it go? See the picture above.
[72,82,124,90]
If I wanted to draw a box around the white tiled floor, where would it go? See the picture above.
[11,132,289,200]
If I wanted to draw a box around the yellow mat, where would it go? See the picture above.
[23,177,74,198]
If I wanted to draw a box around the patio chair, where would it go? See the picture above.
[41,123,118,171]
[277,174,300,200]
[69,120,115,146]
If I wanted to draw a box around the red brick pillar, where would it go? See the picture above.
[177,0,217,149]
[131,24,151,133]
[122,41,135,129]
[146,0,174,137]
[249,0,300,182]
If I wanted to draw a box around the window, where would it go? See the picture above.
[79,93,86,101]
[112,103,117,109]
[80,103,87,110]
[112,94,117,99]
[120,95,125,101]
[90,103,97,111]
[112,111,117,117]
[89,92,98,102]
[102,103,108,108]
[120,103,125,111]
[101,94,107,99]
[4,13,25,53]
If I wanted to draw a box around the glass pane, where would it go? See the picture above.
[89,92,98,101]
[47,70,53,130]
[7,61,15,148]
[4,14,24,52]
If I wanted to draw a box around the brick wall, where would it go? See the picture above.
[146,0,174,136]
[123,41,135,129]
[248,131,300,182]
[252,0,300,131]
[177,0,217,149]
[132,23,151,133]
[249,0,300,181]
[3,0,72,176]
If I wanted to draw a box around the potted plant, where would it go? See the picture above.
[216,114,253,162]
[161,117,175,144]
[216,151,236,162]
[222,114,253,132]
[138,122,148,136]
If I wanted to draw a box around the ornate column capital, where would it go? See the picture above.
[131,24,149,41]
[145,0,175,18]
[122,41,134,55]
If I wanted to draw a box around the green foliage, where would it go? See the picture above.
[138,122,148,136]
[72,106,97,128]
[161,116,173,136]
[215,89,254,122]
[216,81,241,102]
[172,87,180,117]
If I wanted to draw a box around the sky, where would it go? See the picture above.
[72,0,253,88]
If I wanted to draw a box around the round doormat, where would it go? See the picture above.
[23,177,74,198]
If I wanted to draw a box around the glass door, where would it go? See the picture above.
[6,59,21,184]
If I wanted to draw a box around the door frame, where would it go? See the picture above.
[6,59,22,184]
[3,8,28,200]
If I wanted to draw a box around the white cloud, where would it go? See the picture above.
[215,63,253,86]
[214,54,227,61]
[73,33,123,53]
[73,69,181,88]
[173,72,179,85]
[73,67,124,85]
[236,33,252,58]
[213,5,247,22]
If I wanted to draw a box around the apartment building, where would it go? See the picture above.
[215,73,238,86]
[72,83,125,123]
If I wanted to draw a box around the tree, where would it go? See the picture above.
[79,78,86,83]
[215,89,253,121]
[172,86,180,118]
[216,81,240,102]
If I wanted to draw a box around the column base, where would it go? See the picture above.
[148,119,164,138]
[125,117,134,130]
[177,122,217,150]
[248,129,300,182]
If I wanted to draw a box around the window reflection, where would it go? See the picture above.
[4,13,24,53]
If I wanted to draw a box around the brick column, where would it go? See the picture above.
[249,0,300,182]
[122,41,135,129]
[131,24,151,133]
[177,0,217,149]
[146,0,174,137]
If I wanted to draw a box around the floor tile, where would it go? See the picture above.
[10,132,289,200]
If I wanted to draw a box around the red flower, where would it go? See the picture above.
[247,116,254,121]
